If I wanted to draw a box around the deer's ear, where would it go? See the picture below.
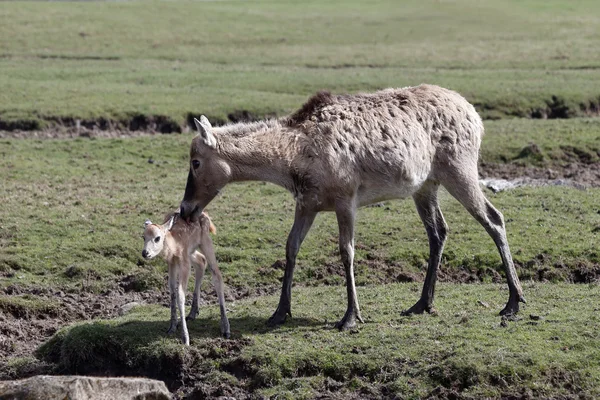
[166,216,175,231]
[194,116,216,148]
[144,220,152,227]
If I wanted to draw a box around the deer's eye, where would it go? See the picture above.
[192,160,200,170]
[154,236,161,243]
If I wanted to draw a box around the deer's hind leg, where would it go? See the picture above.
[440,164,525,316]
[187,251,207,321]
[198,232,231,338]
[167,263,179,335]
[207,256,230,339]
[334,197,364,330]
[402,181,448,316]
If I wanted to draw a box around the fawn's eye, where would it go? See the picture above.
[192,160,200,170]
[154,236,161,243]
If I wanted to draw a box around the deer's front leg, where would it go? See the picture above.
[177,279,190,345]
[167,264,178,335]
[335,199,363,331]
[267,204,317,327]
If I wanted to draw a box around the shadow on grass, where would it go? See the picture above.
[36,314,323,374]
[34,314,324,390]
[151,314,326,339]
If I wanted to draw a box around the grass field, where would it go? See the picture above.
[1,0,600,128]
[2,1,600,398]
[2,120,600,295]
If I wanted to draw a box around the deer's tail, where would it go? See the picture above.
[202,212,217,234]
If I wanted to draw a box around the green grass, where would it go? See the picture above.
[37,282,600,398]
[1,0,600,127]
[1,119,599,296]
[482,118,600,165]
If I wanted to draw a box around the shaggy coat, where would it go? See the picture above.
[180,84,525,330]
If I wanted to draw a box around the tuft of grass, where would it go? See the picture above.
[37,283,600,398]
[0,356,54,381]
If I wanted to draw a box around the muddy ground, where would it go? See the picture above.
[0,284,166,378]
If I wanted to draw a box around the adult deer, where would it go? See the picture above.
[179,84,525,330]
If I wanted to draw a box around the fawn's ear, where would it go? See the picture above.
[166,216,175,231]
[144,219,152,227]
[193,116,216,148]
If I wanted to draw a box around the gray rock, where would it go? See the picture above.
[480,177,585,193]
[0,375,170,400]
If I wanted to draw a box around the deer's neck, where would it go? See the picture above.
[161,234,177,261]
[215,121,298,192]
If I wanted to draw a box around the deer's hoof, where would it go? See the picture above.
[186,312,198,322]
[401,300,434,316]
[335,318,357,331]
[221,319,231,338]
[267,306,290,327]
[335,309,361,331]
[499,302,520,317]
[499,293,526,317]
[166,324,177,335]
[267,312,287,327]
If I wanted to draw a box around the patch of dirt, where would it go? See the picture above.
[479,161,600,187]
[572,264,600,283]
[0,110,277,139]
[178,380,251,400]
[314,251,598,287]
[0,115,182,137]
[477,94,600,120]
[0,127,164,139]
[313,257,503,286]
[0,284,164,380]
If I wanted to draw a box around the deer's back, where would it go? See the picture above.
[286,84,484,203]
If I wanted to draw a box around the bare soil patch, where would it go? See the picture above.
[0,109,271,139]
[479,161,600,187]
[0,285,164,380]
